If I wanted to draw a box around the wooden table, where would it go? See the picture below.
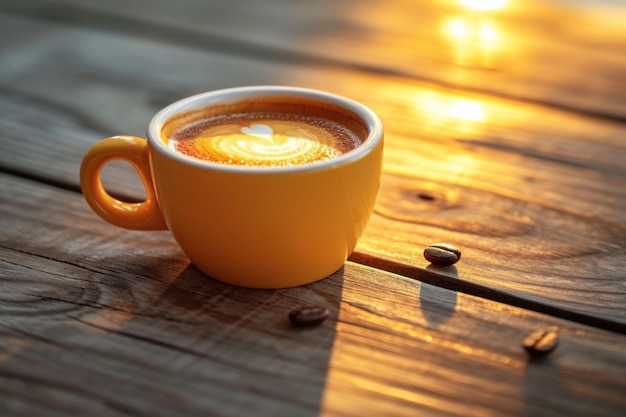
[1,0,625,415]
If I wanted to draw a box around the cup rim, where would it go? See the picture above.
[147,85,383,174]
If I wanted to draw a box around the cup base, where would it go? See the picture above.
[193,262,344,289]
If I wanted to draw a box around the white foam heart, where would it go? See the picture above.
[241,124,274,141]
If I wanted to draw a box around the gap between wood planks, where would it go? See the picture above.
[1,0,626,125]
[1,165,624,336]
[348,252,626,336]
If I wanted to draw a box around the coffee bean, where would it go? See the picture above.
[423,243,461,266]
[523,328,559,357]
[288,305,329,327]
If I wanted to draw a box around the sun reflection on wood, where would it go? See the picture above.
[449,99,486,122]
[411,90,488,136]
[443,15,505,68]
[460,0,508,11]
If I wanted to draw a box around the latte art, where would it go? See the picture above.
[162,97,367,168]
[175,120,347,167]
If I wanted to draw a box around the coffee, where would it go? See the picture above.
[161,96,368,168]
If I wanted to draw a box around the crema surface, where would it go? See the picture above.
[161,97,367,168]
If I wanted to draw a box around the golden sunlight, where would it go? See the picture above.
[449,99,485,122]
[460,0,508,11]
[446,17,471,38]
[444,17,502,47]
[412,90,487,136]
[443,15,504,68]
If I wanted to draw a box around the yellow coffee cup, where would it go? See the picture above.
[80,86,384,288]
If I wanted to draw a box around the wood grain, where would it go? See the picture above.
[2,173,625,417]
[1,0,625,119]
[0,13,624,328]
[1,2,626,413]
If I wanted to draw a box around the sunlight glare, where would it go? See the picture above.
[460,0,508,11]
[449,99,485,122]
[477,21,498,42]
[447,17,470,38]
[412,90,487,136]
[443,15,504,68]
[444,16,501,45]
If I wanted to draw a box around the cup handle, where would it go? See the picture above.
[80,135,168,230]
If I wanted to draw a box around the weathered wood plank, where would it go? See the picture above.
[1,0,625,119]
[1,173,625,417]
[0,14,624,328]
